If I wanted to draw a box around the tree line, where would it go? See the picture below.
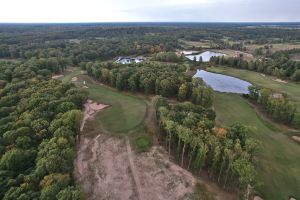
[152,52,183,63]
[153,96,260,196]
[0,60,87,199]
[210,53,300,81]
[248,86,299,128]
[1,24,300,64]
[84,61,214,107]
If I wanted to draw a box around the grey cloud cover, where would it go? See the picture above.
[0,0,299,22]
[123,0,300,22]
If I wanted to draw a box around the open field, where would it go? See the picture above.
[290,53,300,61]
[179,39,214,49]
[208,66,300,108]
[213,92,300,199]
[245,43,300,54]
[213,49,255,61]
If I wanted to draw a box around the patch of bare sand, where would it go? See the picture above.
[80,100,109,131]
[292,136,300,143]
[254,196,263,200]
[75,132,236,200]
[66,67,75,72]
[52,74,63,79]
[75,135,137,200]
[135,146,236,200]
[273,78,287,83]
[71,77,78,82]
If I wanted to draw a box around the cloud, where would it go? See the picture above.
[0,0,299,22]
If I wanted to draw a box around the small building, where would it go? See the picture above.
[115,57,145,64]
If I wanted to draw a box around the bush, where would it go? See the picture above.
[134,135,152,153]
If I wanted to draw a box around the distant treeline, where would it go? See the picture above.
[210,53,300,81]
[84,61,214,107]
[1,24,300,64]
[0,36,178,63]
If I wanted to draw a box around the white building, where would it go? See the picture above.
[115,57,145,64]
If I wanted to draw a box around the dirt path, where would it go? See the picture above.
[126,137,144,200]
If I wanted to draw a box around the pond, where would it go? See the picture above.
[186,51,225,62]
[194,70,252,94]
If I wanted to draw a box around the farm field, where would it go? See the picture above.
[245,42,300,54]
[213,92,300,200]
[179,39,214,49]
[208,66,300,108]
[291,53,300,61]
[213,49,255,61]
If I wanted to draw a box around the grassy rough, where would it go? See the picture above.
[79,75,147,134]
[208,66,300,108]
[133,134,152,153]
[213,92,300,200]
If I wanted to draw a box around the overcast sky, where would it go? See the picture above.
[0,0,299,23]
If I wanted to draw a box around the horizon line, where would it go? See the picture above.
[1,21,300,24]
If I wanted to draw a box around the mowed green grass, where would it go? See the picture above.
[208,66,300,108]
[60,69,83,83]
[58,69,147,133]
[213,92,300,200]
[59,69,152,152]
[80,75,147,133]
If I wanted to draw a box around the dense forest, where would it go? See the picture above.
[1,23,300,63]
[84,61,213,106]
[0,60,86,199]
[154,96,260,195]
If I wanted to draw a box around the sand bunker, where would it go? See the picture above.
[292,136,300,143]
[254,196,263,200]
[80,100,109,131]
[52,74,63,79]
[66,68,75,72]
[71,77,78,82]
[273,78,287,83]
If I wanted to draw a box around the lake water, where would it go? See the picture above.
[194,70,252,94]
[186,51,225,62]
